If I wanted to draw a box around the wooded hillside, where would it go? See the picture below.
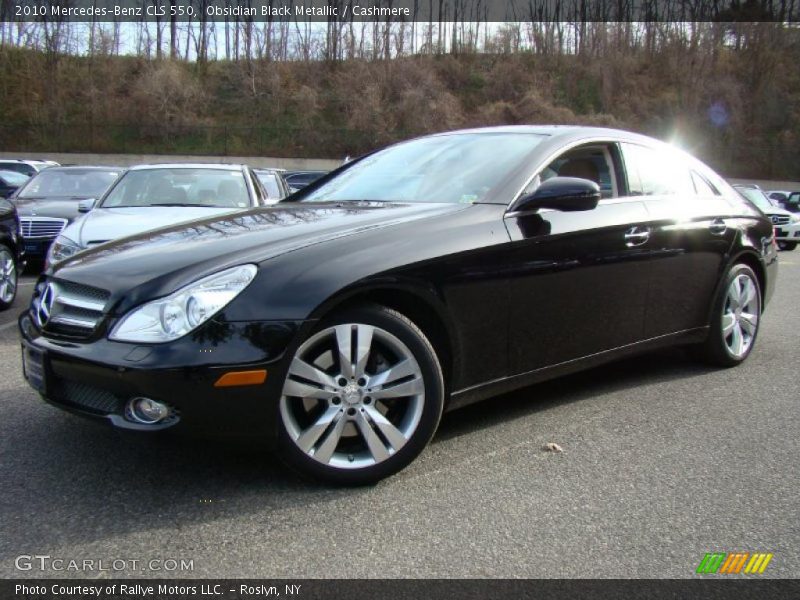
[1,21,798,179]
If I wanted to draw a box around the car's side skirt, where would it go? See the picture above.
[446,327,709,411]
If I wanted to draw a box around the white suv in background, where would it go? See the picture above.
[735,184,800,251]
[0,159,59,178]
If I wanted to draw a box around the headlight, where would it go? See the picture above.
[110,264,258,343]
[790,214,800,224]
[47,235,82,265]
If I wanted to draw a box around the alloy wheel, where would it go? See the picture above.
[280,323,425,470]
[722,273,760,359]
[0,249,16,305]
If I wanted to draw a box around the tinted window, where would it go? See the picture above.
[303,133,546,204]
[621,143,694,197]
[0,162,36,177]
[19,169,120,198]
[286,172,324,186]
[784,192,800,213]
[101,168,251,208]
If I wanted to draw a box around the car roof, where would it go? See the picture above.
[127,163,246,171]
[424,125,674,158]
[0,159,59,165]
[433,124,649,141]
[33,166,122,172]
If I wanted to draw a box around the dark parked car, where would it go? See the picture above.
[47,164,268,266]
[767,190,800,213]
[283,170,327,191]
[12,166,122,261]
[0,170,29,198]
[253,168,291,203]
[20,126,777,484]
[0,194,22,309]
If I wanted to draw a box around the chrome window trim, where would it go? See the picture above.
[505,136,632,213]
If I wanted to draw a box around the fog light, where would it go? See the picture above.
[127,397,170,424]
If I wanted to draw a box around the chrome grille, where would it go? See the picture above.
[20,217,67,239]
[31,279,110,338]
[770,214,790,225]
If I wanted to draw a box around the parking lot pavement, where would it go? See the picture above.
[0,260,798,580]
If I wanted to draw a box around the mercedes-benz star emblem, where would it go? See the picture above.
[36,283,56,327]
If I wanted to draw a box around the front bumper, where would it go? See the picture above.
[773,222,800,241]
[19,313,306,438]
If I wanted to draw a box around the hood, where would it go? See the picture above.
[764,206,792,217]
[52,202,467,306]
[72,206,239,246]
[13,196,90,220]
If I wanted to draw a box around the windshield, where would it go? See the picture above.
[301,133,546,204]
[101,168,252,208]
[0,162,36,177]
[0,170,29,185]
[736,187,775,212]
[255,171,284,199]
[19,169,120,199]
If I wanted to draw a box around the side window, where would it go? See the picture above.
[523,143,620,199]
[691,171,719,196]
[620,143,694,197]
[248,170,265,205]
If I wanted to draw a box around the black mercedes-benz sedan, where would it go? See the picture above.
[19,126,778,484]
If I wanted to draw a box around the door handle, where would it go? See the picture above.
[624,226,650,247]
[709,218,727,236]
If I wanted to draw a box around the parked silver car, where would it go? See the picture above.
[47,164,269,265]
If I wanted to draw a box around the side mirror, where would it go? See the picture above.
[512,177,601,214]
[78,198,97,213]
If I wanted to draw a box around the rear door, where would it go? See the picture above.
[619,143,736,338]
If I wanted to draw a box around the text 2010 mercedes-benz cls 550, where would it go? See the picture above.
[19,126,778,484]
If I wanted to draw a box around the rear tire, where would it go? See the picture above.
[695,263,761,368]
[777,241,796,251]
[0,244,18,310]
[276,304,444,485]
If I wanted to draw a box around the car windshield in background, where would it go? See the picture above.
[19,169,120,199]
[101,168,251,208]
[0,170,29,185]
[255,171,283,199]
[737,187,775,212]
[0,162,37,176]
[302,133,546,204]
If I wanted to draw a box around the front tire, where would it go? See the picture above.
[696,263,762,367]
[0,244,18,310]
[277,305,444,485]
[777,241,796,251]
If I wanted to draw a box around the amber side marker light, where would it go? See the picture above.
[214,370,268,387]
